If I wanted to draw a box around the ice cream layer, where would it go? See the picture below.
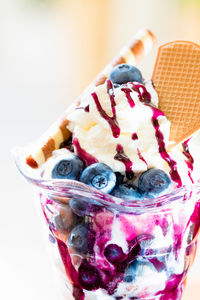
[66,79,199,187]
[43,78,200,187]
[67,80,166,172]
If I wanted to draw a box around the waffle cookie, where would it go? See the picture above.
[26,28,157,168]
[152,41,200,148]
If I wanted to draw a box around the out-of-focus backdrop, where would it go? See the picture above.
[1,0,200,299]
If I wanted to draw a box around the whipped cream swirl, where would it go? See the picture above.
[67,81,171,178]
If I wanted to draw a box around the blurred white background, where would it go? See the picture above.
[1,0,200,299]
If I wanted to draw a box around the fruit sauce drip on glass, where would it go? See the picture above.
[40,198,85,300]
[155,272,185,300]
[57,239,85,300]
[182,138,194,184]
[40,185,200,300]
[91,80,120,138]
[114,144,134,180]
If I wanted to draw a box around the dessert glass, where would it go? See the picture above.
[14,147,200,300]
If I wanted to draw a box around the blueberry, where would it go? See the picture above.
[79,260,101,291]
[51,154,85,180]
[80,163,116,193]
[124,259,156,283]
[115,172,124,186]
[124,261,138,282]
[109,64,143,85]
[104,244,125,264]
[111,183,143,200]
[69,199,102,217]
[54,205,76,232]
[138,169,171,197]
[68,224,88,254]
[69,199,88,217]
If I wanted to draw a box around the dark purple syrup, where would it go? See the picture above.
[150,106,182,187]
[156,272,185,300]
[121,87,135,107]
[120,81,182,186]
[130,83,151,103]
[114,144,134,180]
[182,138,194,184]
[137,148,148,168]
[149,257,165,272]
[84,105,90,112]
[73,137,98,166]
[155,217,169,236]
[60,137,74,153]
[56,238,85,300]
[91,80,120,138]
[132,132,138,140]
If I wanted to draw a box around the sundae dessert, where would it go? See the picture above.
[15,29,200,300]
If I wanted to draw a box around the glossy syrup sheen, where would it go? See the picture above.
[41,192,200,300]
[91,80,120,138]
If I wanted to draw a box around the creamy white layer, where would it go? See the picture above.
[44,80,200,187]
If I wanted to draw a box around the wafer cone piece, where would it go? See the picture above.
[152,41,200,149]
[26,28,157,168]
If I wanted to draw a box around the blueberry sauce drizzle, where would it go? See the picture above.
[137,148,148,168]
[91,80,120,138]
[40,199,85,299]
[130,83,151,103]
[182,138,194,184]
[114,144,134,180]
[150,106,182,187]
[132,132,138,140]
[121,87,135,107]
[155,271,185,300]
[73,137,98,166]
[84,105,90,112]
[56,239,85,300]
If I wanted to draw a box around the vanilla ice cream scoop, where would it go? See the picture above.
[43,67,200,188]
[62,77,200,188]
[67,80,169,178]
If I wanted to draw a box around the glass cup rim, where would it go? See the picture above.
[13,146,200,213]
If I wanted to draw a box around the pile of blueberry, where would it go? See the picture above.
[51,153,171,200]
